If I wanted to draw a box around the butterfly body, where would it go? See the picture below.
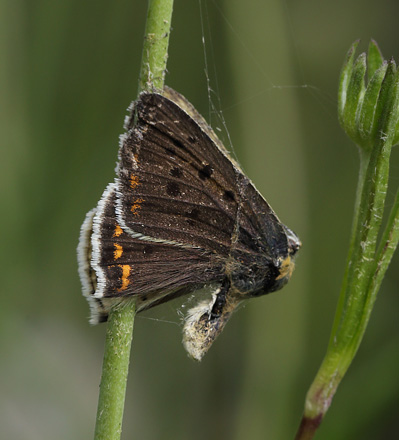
[78,87,300,360]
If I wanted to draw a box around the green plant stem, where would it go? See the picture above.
[295,51,399,439]
[328,149,369,345]
[295,137,394,440]
[294,144,390,439]
[361,187,399,328]
[94,303,136,440]
[139,0,174,92]
[94,1,174,439]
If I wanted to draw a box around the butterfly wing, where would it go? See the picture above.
[160,87,290,258]
[77,183,225,323]
[116,90,242,255]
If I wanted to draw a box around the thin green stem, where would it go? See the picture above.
[139,0,174,92]
[376,189,399,268]
[359,188,399,333]
[94,1,174,439]
[94,302,136,440]
[328,149,369,347]
[295,44,399,440]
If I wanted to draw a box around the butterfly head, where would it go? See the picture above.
[263,226,301,294]
[229,225,301,297]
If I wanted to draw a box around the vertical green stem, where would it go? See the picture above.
[94,303,136,440]
[139,0,174,92]
[295,44,399,440]
[328,149,370,346]
[94,1,174,439]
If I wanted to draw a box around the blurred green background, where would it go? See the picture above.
[2,0,399,439]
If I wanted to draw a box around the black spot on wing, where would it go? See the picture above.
[187,208,200,220]
[166,181,181,197]
[172,137,187,152]
[170,166,183,178]
[198,164,213,180]
[224,190,235,202]
[186,208,201,226]
[165,147,176,156]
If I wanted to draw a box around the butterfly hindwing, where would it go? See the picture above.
[78,183,225,323]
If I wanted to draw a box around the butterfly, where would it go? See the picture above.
[77,86,301,361]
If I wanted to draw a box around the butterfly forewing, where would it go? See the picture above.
[234,176,289,257]
[116,92,241,254]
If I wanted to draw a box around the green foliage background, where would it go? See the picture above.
[2,1,399,439]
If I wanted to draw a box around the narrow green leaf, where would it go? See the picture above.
[373,60,399,144]
[358,61,388,149]
[367,39,384,80]
[392,116,399,146]
[375,188,399,281]
[338,40,360,124]
[342,53,366,143]
[355,188,399,347]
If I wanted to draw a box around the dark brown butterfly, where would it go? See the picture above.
[77,87,301,360]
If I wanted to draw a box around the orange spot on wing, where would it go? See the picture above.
[130,174,140,189]
[114,243,123,260]
[117,264,131,291]
[113,225,123,237]
[131,198,145,215]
